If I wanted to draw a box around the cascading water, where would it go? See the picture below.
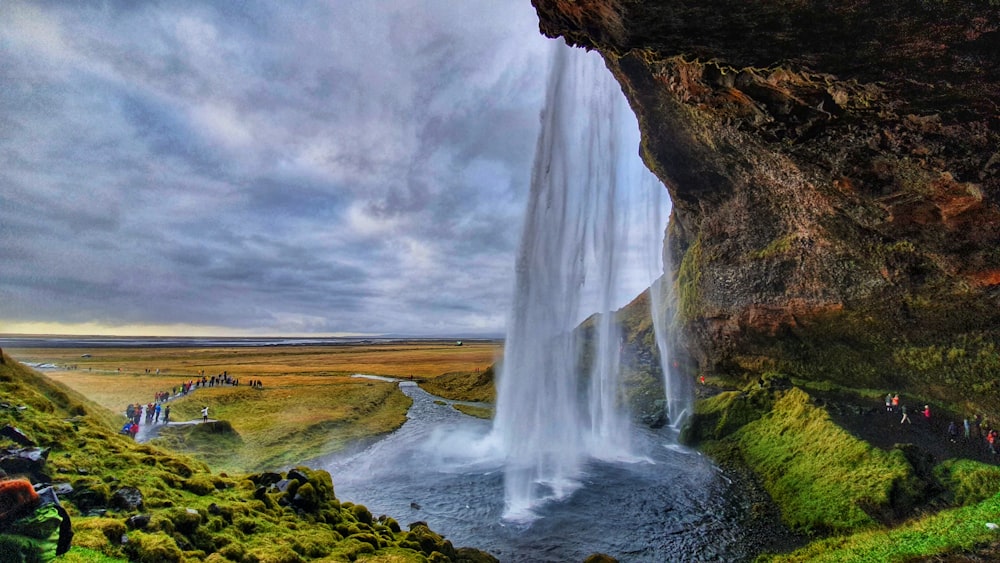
[323,41,794,562]
[645,187,695,431]
[491,43,681,521]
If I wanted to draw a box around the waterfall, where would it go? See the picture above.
[647,205,694,431]
[491,43,679,521]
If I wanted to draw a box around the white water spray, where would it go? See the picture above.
[645,187,694,431]
[491,43,682,521]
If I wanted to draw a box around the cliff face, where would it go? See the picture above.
[533,1,1000,413]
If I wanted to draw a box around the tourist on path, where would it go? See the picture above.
[163,406,171,424]
[900,405,911,424]
[885,393,892,412]
[201,406,209,423]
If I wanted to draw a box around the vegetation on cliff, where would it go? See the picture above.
[0,352,496,562]
[686,376,1000,561]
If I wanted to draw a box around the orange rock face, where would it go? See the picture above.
[533,0,1000,400]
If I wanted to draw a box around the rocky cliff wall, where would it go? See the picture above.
[533,1,1000,413]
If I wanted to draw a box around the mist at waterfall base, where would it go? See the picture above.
[322,45,757,560]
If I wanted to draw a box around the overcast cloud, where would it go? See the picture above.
[0,0,666,337]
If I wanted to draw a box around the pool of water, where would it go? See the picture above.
[322,383,779,562]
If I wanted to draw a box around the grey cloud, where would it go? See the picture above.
[0,0,557,336]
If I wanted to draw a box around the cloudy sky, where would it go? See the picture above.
[0,1,667,338]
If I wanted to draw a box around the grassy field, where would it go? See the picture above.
[8,341,500,379]
[8,342,501,473]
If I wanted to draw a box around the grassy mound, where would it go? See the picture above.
[723,388,922,535]
[419,367,495,403]
[153,378,412,473]
[0,353,496,562]
[765,489,1000,562]
[691,376,1000,560]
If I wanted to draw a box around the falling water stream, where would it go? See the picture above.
[323,44,779,561]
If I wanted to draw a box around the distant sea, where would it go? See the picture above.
[0,335,501,349]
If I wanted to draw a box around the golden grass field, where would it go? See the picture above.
[7,341,501,473]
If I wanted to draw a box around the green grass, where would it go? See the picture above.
[60,547,128,562]
[452,404,493,419]
[419,367,495,403]
[934,458,1000,506]
[723,388,919,535]
[763,492,1000,562]
[151,377,412,472]
[0,353,492,562]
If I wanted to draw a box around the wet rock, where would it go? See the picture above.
[0,447,50,480]
[111,486,144,511]
[271,479,294,494]
[1,425,36,446]
[286,468,309,484]
[71,482,109,512]
[33,482,73,497]
[126,514,151,530]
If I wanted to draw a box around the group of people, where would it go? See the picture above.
[121,401,171,439]
[119,371,263,439]
[885,393,999,455]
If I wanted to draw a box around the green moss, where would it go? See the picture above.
[122,531,184,563]
[675,235,704,324]
[934,459,1000,506]
[452,404,493,419]
[60,547,129,562]
[727,388,919,535]
[419,366,496,403]
[686,384,774,442]
[764,492,1000,562]
[749,234,798,260]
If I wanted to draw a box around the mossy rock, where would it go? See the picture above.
[350,503,373,525]
[182,474,218,496]
[217,541,246,561]
[326,537,376,560]
[122,530,184,563]
[407,522,456,559]
[165,508,202,535]
[291,482,320,512]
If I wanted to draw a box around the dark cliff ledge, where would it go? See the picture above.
[533,1,1000,415]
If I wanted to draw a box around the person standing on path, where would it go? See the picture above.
[163,405,170,424]
[885,393,893,412]
[901,405,911,424]
[201,406,209,423]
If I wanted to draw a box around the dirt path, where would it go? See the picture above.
[814,391,998,466]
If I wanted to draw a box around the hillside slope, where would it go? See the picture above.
[0,351,495,562]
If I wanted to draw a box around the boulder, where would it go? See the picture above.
[111,486,144,511]
[1,425,36,446]
[0,447,50,481]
